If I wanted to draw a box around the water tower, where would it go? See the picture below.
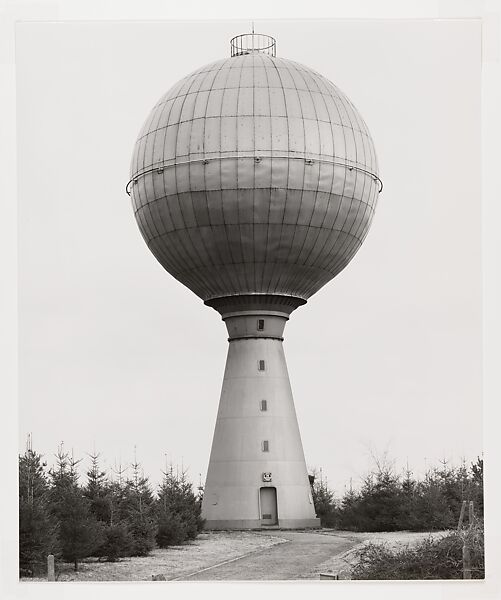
[127,33,382,529]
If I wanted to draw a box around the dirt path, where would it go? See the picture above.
[178,531,362,581]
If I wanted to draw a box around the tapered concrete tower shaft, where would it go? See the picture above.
[202,296,320,529]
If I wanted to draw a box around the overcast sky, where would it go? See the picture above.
[17,18,482,495]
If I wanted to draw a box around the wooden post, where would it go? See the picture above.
[462,543,472,579]
[469,501,474,525]
[47,554,55,582]
[462,501,474,579]
[457,500,467,530]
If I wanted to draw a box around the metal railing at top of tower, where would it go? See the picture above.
[125,155,383,196]
[230,33,276,57]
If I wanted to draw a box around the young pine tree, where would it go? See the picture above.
[121,456,156,556]
[48,446,103,571]
[84,452,133,562]
[19,442,59,576]
[156,466,204,546]
[311,471,337,528]
[83,452,111,523]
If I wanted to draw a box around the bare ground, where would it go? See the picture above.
[21,531,287,582]
[20,529,449,582]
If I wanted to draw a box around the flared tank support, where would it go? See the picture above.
[201,295,320,529]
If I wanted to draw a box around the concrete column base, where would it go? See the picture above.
[204,517,321,530]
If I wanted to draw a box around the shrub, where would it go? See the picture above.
[126,512,157,556]
[351,526,484,580]
[156,512,187,547]
[97,523,131,562]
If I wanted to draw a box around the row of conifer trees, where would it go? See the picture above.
[19,442,204,576]
[311,455,484,531]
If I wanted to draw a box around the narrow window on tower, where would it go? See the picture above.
[258,359,266,371]
[260,399,268,412]
[262,440,269,452]
[257,319,265,331]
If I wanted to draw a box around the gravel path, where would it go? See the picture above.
[179,531,362,581]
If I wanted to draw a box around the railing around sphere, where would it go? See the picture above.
[230,33,276,57]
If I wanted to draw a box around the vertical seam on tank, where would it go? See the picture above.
[287,64,324,293]
[192,59,230,297]
[251,54,257,294]
[212,58,236,296]
[221,58,243,294]
[326,93,363,276]
[336,97,370,261]
[141,102,165,261]
[235,57,249,293]
[262,56,273,294]
[147,97,181,275]
[153,95,193,276]
[313,79,350,280]
[301,70,339,291]
[267,57,291,297]
[196,60,233,295]
[281,61,307,296]
[172,67,216,294]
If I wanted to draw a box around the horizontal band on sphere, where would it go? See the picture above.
[126,155,383,196]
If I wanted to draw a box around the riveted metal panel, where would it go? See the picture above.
[176,121,192,157]
[269,188,287,224]
[189,118,205,155]
[225,65,242,88]
[206,88,225,117]
[221,88,239,116]
[239,67,254,87]
[287,159,306,191]
[163,162,178,195]
[287,117,305,153]
[204,158,222,189]
[237,116,254,152]
[254,87,271,116]
[220,155,238,190]
[310,192,329,228]
[168,95,185,125]
[275,66,295,88]
[175,163,190,195]
[296,190,316,226]
[253,189,271,224]
[283,88,302,118]
[283,189,302,224]
[254,155,272,190]
[206,190,225,226]
[237,87,254,115]
[163,124,178,160]
[221,117,238,153]
[269,87,287,117]
[237,158,254,189]
[167,195,186,230]
[221,190,239,225]
[204,117,221,154]
[270,156,288,190]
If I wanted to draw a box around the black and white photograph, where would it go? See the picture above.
[3,2,500,599]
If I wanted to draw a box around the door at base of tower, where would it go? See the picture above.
[259,487,278,526]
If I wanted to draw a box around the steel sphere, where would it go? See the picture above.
[129,53,380,302]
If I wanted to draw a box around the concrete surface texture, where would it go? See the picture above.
[202,312,319,529]
[179,531,360,580]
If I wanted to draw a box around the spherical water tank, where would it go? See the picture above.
[129,42,381,303]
